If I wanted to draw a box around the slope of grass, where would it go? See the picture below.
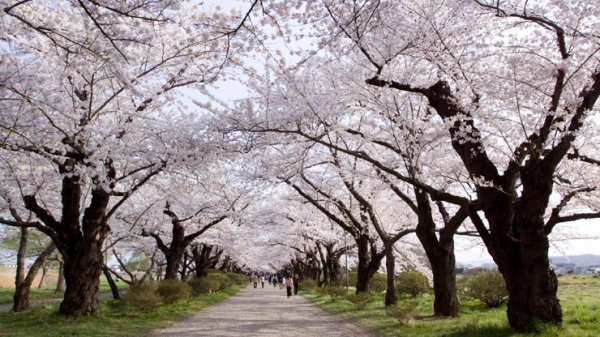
[0,285,243,337]
[303,274,600,337]
[0,276,129,305]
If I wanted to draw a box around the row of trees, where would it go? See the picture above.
[1,0,599,333]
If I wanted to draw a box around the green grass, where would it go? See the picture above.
[0,285,243,337]
[303,274,600,337]
[0,276,129,305]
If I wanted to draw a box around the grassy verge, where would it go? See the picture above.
[0,284,243,337]
[0,276,129,304]
[303,274,600,337]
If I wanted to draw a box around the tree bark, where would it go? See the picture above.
[102,265,120,299]
[59,236,104,315]
[384,248,397,306]
[13,242,56,311]
[355,235,383,293]
[55,260,65,294]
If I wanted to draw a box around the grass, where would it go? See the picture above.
[0,284,243,337]
[0,276,129,305]
[303,274,600,337]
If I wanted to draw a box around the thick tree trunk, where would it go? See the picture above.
[355,235,382,294]
[429,246,459,316]
[384,248,397,306]
[59,237,104,315]
[490,215,561,331]
[164,252,182,280]
[415,190,460,317]
[102,265,120,300]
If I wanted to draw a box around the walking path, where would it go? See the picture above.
[152,283,376,337]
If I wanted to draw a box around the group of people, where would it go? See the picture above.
[250,273,299,298]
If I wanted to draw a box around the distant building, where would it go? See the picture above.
[551,263,575,274]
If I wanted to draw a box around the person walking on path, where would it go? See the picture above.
[293,274,299,295]
[278,275,284,289]
[260,275,265,288]
[252,274,258,288]
[285,275,293,298]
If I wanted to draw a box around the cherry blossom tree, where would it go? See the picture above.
[303,0,600,330]
[0,0,250,315]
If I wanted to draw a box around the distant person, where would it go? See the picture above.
[252,274,258,288]
[286,275,293,298]
[260,275,265,288]
[278,275,284,289]
[272,275,278,288]
[293,274,299,295]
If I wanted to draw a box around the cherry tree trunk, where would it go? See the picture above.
[102,266,120,299]
[55,261,65,294]
[384,248,397,306]
[13,241,55,312]
[355,235,382,294]
[59,237,103,315]
[492,216,561,331]
[164,253,183,280]
[429,247,459,316]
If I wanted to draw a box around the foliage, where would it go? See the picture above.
[0,285,243,337]
[301,278,318,290]
[316,286,347,302]
[207,272,233,290]
[226,272,249,285]
[156,279,192,304]
[370,273,388,293]
[396,270,430,297]
[188,277,217,296]
[386,299,418,326]
[460,270,508,308]
[346,292,374,310]
[303,274,600,337]
[120,282,162,311]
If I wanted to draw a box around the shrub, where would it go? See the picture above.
[188,277,220,295]
[387,299,418,326]
[346,292,374,310]
[317,286,346,302]
[300,278,318,291]
[460,270,508,308]
[121,281,162,310]
[226,272,249,285]
[157,279,192,304]
[396,270,430,297]
[209,272,232,290]
[370,273,387,292]
[345,271,387,292]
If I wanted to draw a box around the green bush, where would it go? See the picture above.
[387,299,418,326]
[157,279,192,304]
[209,272,232,290]
[460,269,508,308]
[370,273,388,292]
[226,272,249,285]
[346,292,374,310]
[317,286,346,302]
[396,270,430,297]
[345,271,387,292]
[188,277,220,295]
[121,281,162,310]
[300,278,318,291]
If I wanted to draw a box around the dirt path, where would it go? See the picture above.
[152,284,376,337]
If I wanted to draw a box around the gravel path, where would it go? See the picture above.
[152,284,376,337]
